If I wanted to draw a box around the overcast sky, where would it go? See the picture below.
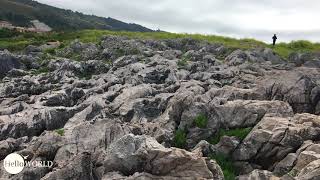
[37,0,320,43]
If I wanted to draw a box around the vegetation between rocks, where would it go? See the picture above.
[177,53,192,68]
[177,58,188,68]
[76,71,93,80]
[210,153,236,180]
[288,169,299,178]
[209,127,252,144]
[31,66,50,75]
[173,128,187,149]
[193,114,208,128]
[1,29,320,59]
[55,128,65,136]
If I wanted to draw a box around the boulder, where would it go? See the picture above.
[42,152,94,180]
[259,67,320,114]
[0,50,21,78]
[233,113,320,171]
[297,159,320,180]
[102,134,224,179]
[237,170,279,180]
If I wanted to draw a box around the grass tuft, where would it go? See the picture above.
[173,128,187,149]
[55,128,65,136]
[194,114,208,128]
[31,66,50,75]
[76,71,92,80]
[209,127,252,144]
[44,48,56,55]
[210,153,236,180]
[177,59,188,68]
[288,169,299,177]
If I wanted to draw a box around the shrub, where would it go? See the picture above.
[173,129,187,148]
[210,153,236,180]
[55,128,65,136]
[194,114,208,128]
[209,127,252,144]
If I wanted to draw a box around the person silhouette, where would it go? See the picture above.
[272,34,277,46]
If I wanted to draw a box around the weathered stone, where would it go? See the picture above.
[0,50,21,77]
[102,134,224,179]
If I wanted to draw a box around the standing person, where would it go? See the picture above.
[272,34,277,46]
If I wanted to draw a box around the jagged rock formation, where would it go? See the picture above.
[1,35,320,179]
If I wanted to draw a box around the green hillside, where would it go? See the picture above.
[0,0,153,32]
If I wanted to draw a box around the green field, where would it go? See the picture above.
[1,29,320,59]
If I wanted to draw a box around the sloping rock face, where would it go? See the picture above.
[1,36,320,179]
[101,134,223,179]
[0,50,21,78]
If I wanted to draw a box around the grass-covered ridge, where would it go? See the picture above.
[1,29,320,58]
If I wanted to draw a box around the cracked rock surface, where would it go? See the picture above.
[1,36,320,179]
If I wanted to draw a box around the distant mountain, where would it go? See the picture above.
[0,0,153,32]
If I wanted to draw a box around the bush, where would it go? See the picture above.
[173,129,187,148]
[210,153,236,180]
[194,114,208,128]
[55,128,65,136]
[209,127,252,144]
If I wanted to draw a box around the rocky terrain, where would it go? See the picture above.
[1,35,320,180]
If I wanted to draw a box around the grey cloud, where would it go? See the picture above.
[37,0,320,42]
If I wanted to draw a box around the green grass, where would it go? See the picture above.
[193,114,208,128]
[76,71,92,80]
[177,58,188,68]
[210,153,236,180]
[177,53,192,68]
[209,127,252,144]
[55,128,65,136]
[31,66,50,75]
[173,129,187,149]
[288,169,299,177]
[44,48,56,55]
[1,29,320,59]
[271,40,320,59]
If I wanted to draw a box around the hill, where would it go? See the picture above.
[0,0,153,32]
